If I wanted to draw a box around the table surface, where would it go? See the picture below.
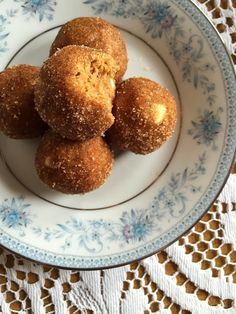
[0,1,235,313]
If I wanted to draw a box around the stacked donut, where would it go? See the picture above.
[0,17,177,194]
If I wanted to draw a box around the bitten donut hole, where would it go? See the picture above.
[76,57,117,105]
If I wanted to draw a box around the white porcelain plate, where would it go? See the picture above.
[0,0,235,269]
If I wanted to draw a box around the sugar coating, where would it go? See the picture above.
[35,45,119,141]
[0,65,46,139]
[35,130,114,194]
[107,77,177,155]
[50,17,128,82]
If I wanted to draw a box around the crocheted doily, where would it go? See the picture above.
[0,1,235,313]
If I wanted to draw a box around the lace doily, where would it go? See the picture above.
[0,1,235,313]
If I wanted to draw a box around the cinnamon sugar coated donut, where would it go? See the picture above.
[107,77,177,155]
[50,17,128,82]
[35,45,119,141]
[0,65,46,139]
[35,130,114,194]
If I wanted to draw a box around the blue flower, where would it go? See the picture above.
[157,189,166,201]
[162,14,176,29]
[164,198,175,210]
[141,2,177,38]
[132,222,148,240]
[202,63,215,72]
[16,0,57,21]
[91,231,100,241]
[120,209,154,243]
[4,210,21,227]
[146,2,171,24]
[190,186,201,194]
[157,190,176,211]
[189,110,222,148]
[182,42,193,55]
[114,6,126,17]
[0,197,31,230]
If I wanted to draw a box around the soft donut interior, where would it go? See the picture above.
[74,57,117,107]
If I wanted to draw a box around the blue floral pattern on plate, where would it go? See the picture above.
[0,0,57,54]
[0,9,18,53]
[0,0,235,269]
[83,0,222,148]
[0,14,9,53]
[28,154,206,253]
[84,0,216,105]
[0,196,31,236]
[14,0,57,21]
[188,108,223,150]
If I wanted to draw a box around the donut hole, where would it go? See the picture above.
[49,17,128,82]
[35,131,114,194]
[74,57,117,105]
[0,65,46,139]
[35,46,117,141]
[108,78,177,155]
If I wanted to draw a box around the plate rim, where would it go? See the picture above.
[0,0,235,269]
[0,160,234,271]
